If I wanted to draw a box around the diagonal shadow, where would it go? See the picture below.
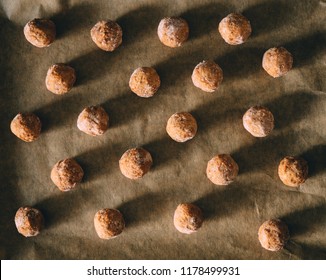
[284,32,326,68]
[154,49,204,91]
[180,2,235,40]
[143,133,199,171]
[68,48,122,86]
[52,2,99,39]
[281,204,326,239]
[74,141,127,183]
[216,47,266,82]
[117,5,163,47]
[300,243,326,260]
[117,192,170,229]
[232,131,308,175]
[281,204,326,259]
[191,102,244,134]
[265,91,319,130]
[283,240,326,260]
[193,184,251,221]
[102,92,157,129]
[34,188,95,229]
[33,93,85,133]
[243,0,304,38]
[300,145,326,178]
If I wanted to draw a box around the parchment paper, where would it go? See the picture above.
[0,0,325,260]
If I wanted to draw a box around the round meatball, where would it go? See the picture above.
[218,13,251,45]
[10,113,41,142]
[45,63,76,95]
[174,203,204,234]
[258,219,290,251]
[51,158,84,191]
[119,148,153,179]
[90,20,122,51]
[243,106,274,137]
[157,17,189,48]
[94,208,125,239]
[77,105,109,136]
[24,18,56,48]
[129,67,161,98]
[15,206,44,237]
[166,112,197,142]
[191,60,223,92]
[278,156,308,187]
[206,154,239,185]
[262,47,293,78]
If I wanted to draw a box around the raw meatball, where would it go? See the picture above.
[174,203,204,234]
[157,17,189,48]
[243,106,274,137]
[51,158,84,191]
[258,219,290,251]
[91,20,122,51]
[10,113,41,142]
[45,63,76,95]
[207,154,239,185]
[94,208,125,239]
[166,112,197,142]
[77,105,109,136]
[15,206,44,237]
[218,13,251,45]
[191,60,223,92]
[119,148,153,179]
[129,67,161,98]
[278,156,308,187]
[262,47,293,78]
[24,18,56,48]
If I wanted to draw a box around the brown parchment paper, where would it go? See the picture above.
[0,0,325,260]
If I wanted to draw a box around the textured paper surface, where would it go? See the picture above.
[0,0,325,260]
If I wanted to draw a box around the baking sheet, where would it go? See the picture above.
[0,0,325,260]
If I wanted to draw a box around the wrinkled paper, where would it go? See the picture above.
[0,0,325,259]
